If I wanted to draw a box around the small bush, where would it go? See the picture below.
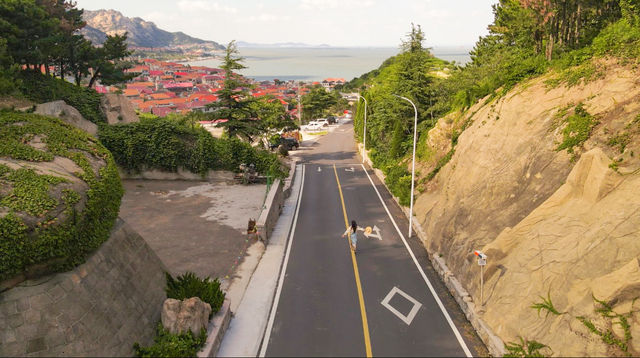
[504,336,552,357]
[278,144,289,157]
[165,272,225,315]
[556,103,598,154]
[383,164,412,206]
[133,322,206,358]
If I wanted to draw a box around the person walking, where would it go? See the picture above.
[342,220,359,253]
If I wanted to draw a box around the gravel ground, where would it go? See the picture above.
[118,179,268,285]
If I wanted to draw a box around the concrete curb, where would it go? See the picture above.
[198,299,232,358]
[358,144,506,357]
[217,163,302,357]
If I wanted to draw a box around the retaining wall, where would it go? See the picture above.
[118,168,235,182]
[0,219,168,357]
[256,178,284,243]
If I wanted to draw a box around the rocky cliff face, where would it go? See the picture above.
[415,59,640,356]
[80,9,224,49]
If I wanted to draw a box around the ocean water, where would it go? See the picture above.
[187,46,471,82]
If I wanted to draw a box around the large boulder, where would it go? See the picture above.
[0,111,123,287]
[161,297,212,335]
[35,100,98,136]
[101,93,140,125]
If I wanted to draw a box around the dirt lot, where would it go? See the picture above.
[118,180,267,283]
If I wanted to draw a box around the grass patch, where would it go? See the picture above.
[531,290,565,318]
[308,130,328,136]
[133,322,206,358]
[607,132,632,153]
[545,62,603,89]
[556,103,598,155]
[504,336,553,357]
[165,272,226,316]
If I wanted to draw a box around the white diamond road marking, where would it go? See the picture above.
[381,286,422,326]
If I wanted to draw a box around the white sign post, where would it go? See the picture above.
[474,250,487,306]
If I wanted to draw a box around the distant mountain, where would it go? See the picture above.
[237,41,332,48]
[80,9,224,49]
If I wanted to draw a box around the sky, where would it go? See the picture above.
[73,0,498,48]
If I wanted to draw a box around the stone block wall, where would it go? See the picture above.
[257,178,284,243]
[0,219,168,357]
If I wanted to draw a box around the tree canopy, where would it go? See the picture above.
[207,40,297,142]
[0,0,132,89]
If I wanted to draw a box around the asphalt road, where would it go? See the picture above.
[262,120,486,357]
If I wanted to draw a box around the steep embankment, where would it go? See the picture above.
[415,59,640,356]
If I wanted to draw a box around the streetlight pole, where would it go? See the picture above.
[357,94,367,164]
[393,94,418,238]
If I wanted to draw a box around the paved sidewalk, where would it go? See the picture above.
[217,164,303,357]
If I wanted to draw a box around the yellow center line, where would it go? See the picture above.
[333,164,373,358]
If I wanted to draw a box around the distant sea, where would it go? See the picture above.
[186,46,471,82]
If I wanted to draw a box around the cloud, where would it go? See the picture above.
[300,0,374,11]
[176,0,237,13]
[237,13,291,23]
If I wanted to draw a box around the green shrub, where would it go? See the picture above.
[16,71,106,124]
[165,272,225,315]
[556,103,598,154]
[278,144,289,157]
[0,110,122,281]
[133,322,206,358]
[504,336,552,357]
[383,164,412,206]
[99,117,287,178]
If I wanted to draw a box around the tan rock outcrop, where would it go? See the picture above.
[101,93,140,125]
[414,60,640,356]
[35,100,98,136]
[161,297,211,335]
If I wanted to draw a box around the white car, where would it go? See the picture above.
[315,118,329,127]
[306,122,322,130]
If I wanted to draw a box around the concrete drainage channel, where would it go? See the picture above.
[199,159,299,357]
[359,144,506,357]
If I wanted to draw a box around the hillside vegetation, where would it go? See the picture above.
[0,111,122,283]
[351,1,640,356]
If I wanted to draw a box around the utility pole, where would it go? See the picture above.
[297,82,302,126]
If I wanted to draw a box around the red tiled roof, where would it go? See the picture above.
[123,89,141,97]
[164,82,194,89]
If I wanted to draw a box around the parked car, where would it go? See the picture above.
[306,121,322,130]
[327,116,337,124]
[269,137,299,151]
[315,118,329,127]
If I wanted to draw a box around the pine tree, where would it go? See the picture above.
[207,41,262,141]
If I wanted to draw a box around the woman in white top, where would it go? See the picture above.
[342,220,359,253]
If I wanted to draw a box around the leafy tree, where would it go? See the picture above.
[301,85,336,122]
[65,34,94,86]
[87,33,134,88]
[250,96,298,135]
[621,0,640,24]
[0,0,54,70]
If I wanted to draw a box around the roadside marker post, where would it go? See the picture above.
[474,250,487,306]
